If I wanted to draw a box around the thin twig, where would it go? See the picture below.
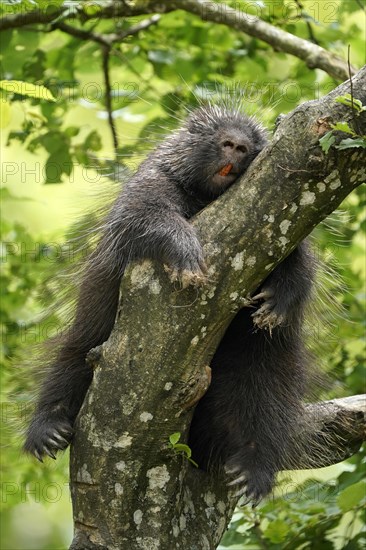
[101,46,119,157]
[52,21,110,46]
[294,0,319,45]
[52,15,160,47]
[107,14,161,43]
[347,44,361,135]
[348,45,354,111]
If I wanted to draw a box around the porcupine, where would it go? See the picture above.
[24,102,315,502]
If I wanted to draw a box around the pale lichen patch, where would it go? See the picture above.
[317,182,326,192]
[133,509,143,527]
[191,336,199,346]
[172,520,180,538]
[116,461,126,471]
[140,412,153,423]
[300,191,316,205]
[147,465,170,490]
[179,514,187,530]
[204,491,216,506]
[324,169,340,188]
[115,482,123,496]
[121,391,138,416]
[280,220,291,235]
[246,255,256,267]
[85,411,112,450]
[130,261,155,289]
[207,286,216,299]
[76,463,93,484]
[164,382,173,391]
[290,202,298,213]
[231,252,244,271]
[114,433,132,448]
[149,280,162,295]
[230,291,238,301]
[330,179,341,190]
[217,500,226,514]
[150,506,161,514]
[279,237,289,248]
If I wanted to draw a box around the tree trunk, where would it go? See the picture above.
[69,67,366,549]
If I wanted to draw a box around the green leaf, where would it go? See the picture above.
[331,121,355,135]
[335,94,365,113]
[336,138,366,150]
[44,149,73,184]
[0,80,56,102]
[337,480,366,512]
[65,126,80,137]
[263,518,290,543]
[319,131,336,153]
[174,444,192,458]
[85,130,102,152]
[169,432,181,446]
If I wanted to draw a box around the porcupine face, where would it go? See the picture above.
[182,104,269,198]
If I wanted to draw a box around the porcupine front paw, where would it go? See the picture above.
[251,286,288,331]
[166,239,207,288]
[24,412,74,461]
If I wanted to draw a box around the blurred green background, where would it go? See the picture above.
[0,1,365,549]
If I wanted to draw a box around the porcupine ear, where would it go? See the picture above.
[185,105,219,135]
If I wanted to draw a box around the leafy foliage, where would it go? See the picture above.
[320,95,366,153]
[0,0,365,548]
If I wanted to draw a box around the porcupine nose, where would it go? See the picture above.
[222,137,248,163]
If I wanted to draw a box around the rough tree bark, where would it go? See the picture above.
[69,67,366,549]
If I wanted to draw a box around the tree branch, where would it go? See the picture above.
[174,0,354,80]
[289,395,366,469]
[69,67,366,549]
[0,0,357,80]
